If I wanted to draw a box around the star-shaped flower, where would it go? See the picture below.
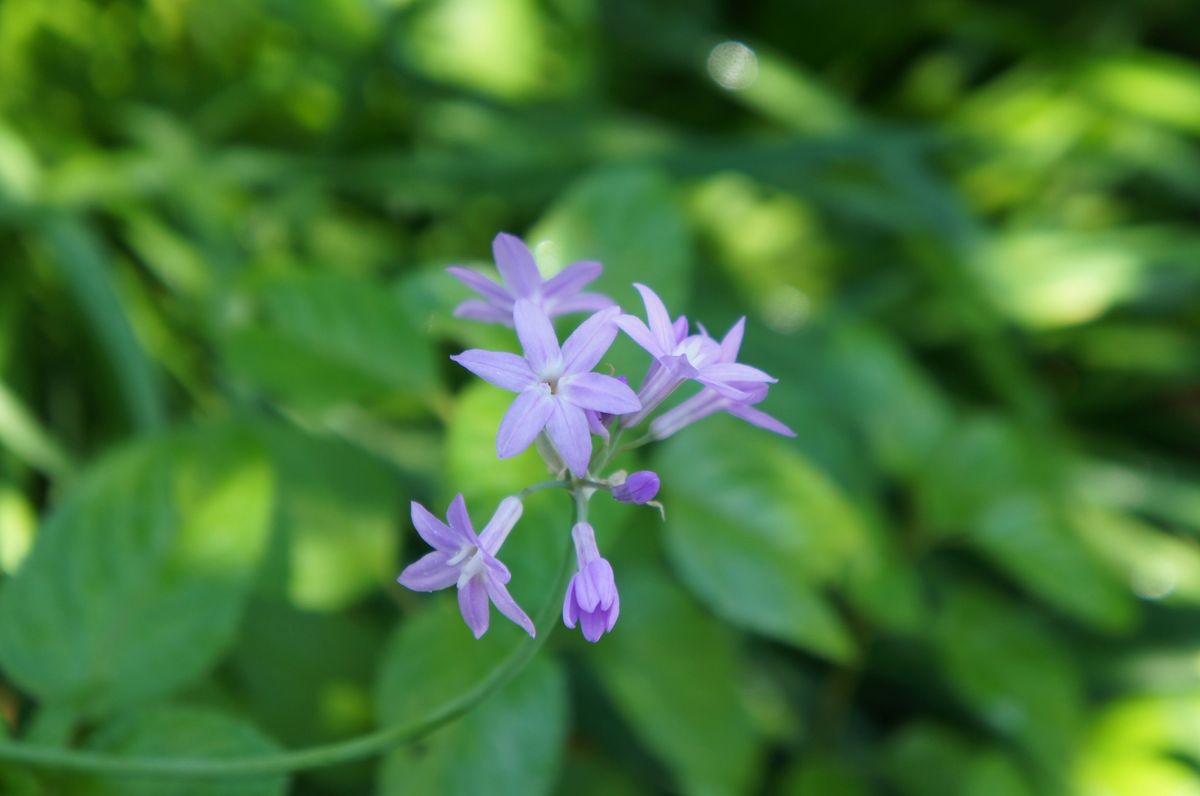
[615,284,776,426]
[451,301,640,477]
[562,522,619,643]
[650,318,795,440]
[448,232,615,326]
[397,495,534,639]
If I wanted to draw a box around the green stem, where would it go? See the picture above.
[517,480,569,499]
[0,543,577,779]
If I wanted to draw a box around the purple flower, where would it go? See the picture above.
[562,522,619,642]
[397,495,535,639]
[649,319,795,441]
[451,300,641,478]
[615,284,776,427]
[612,470,660,504]
[448,232,615,326]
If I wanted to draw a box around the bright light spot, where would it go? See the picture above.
[707,41,759,91]
[1132,559,1178,600]
[762,285,810,333]
[0,487,35,574]
[533,239,563,276]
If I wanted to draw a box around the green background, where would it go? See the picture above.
[1,0,1200,793]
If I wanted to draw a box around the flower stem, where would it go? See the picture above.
[0,543,578,779]
[517,479,569,499]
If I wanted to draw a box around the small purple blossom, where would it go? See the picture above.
[397,495,534,639]
[451,301,641,477]
[615,284,776,426]
[612,470,660,504]
[649,317,795,440]
[448,232,615,326]
[562,522,619,642]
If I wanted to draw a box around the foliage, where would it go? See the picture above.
[1,0,1199,794]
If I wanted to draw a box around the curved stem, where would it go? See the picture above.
[517,479,569,499]
[0,542,577,779]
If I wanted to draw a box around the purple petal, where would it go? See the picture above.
[452,300,514,326]
[702,362,776,384]
[497,386,555,458]
[492,233,542,298]
[397,550,459,591]
[562,579,579,628]
[672,315,689,343]
[574,564,601,612]
[612,470,660,504]
[584,558,617,610]
[605,590,620,631]
[545,399,592,478]
[450,350,536,392]
[484,575,536,637]
[729,402,797,437]
[458,577,490,638]
[558,372,641,415]
[446,266,511,304]
[614,315,664,358]
[483,554,512,584]
[446,494,476,539]
[410,501,460,550]
[479,496,523,555]
[585,409,610,442]
[580,608,608,643]
[561,307,620,373]
[632,283,676,353]
[719,317,746,361]
[513,299,561,373]
[541,260,602,299]
[546,292,617,316]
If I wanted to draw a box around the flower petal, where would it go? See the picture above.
[558,372,641,415]
[513,299,561,373]
[446,493,476,539]
[397,550,459,591]
[497,386,555,458]
[672,315,689,344]
[457,577,490,639]
[561,306,620,374]
[450,349,536,392]
[479,496,523,555]
[446,265,512,304]
[573,564,600,612]
[484,575,536,637]
[492,233,542,298]
[605,589,620,631]
[452,300,514,326]
[410,501,460,550]
[719,317,746,361]
[586,558,617,611]
[728,402,797,437]
[614,315,663,358]
[541,260,602,299]
[545,291,616,316]
[562,578,579,628]
[580,608,608,643]
[632,283,676,353]
[702,362,776,383]
[545,399,592,478]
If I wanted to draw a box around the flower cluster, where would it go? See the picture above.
[398,232,794,642]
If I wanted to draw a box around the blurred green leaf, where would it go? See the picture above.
[656,415,864,660]
[380,655,567,796]
[779,756,873,796]
[259,423,400,612]
[920,416,1135,631]
[445,381,552,505]
[1075,694,1200,796]
[221,271,436,411]
[934,585,1082,769]
[588,561,761,796]
[0,381,73,478]
[75,705,286,796]
[530,166,693,312]
[0,424,274,717]
[885,722,1038,796]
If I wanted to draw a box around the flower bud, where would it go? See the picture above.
[612,470,660,504]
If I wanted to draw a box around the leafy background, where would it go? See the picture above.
[1,0,1199,794]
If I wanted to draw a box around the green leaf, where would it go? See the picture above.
[530,166,693,311]
[655,415,865,660]
[259,424,400,611]
[934,585,1082,769]
[778,756,873,796]
[221,271,436,410]
[75,705,286,796]
[0,424,274,717]
[445,382,552,505]
[884,722,1037,796]
[379,655,567,796]
[587,561,761,796]
[920,416,1135,632]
